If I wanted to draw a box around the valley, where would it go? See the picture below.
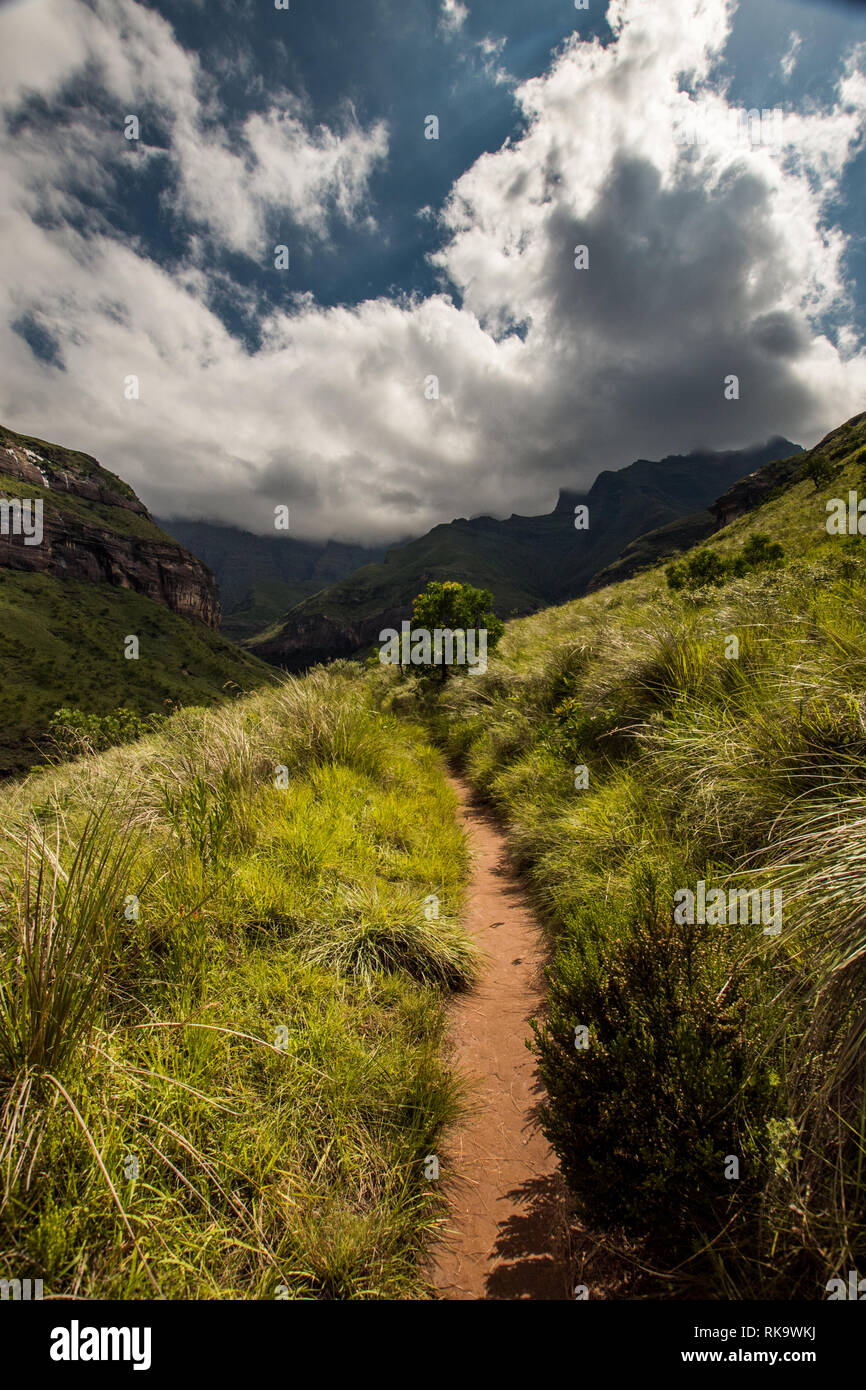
[2,407,864,1300]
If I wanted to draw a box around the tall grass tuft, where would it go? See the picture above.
[0,802,142,1085]
[0,665,472,1298]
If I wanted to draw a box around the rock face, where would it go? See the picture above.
[0,427,220,628]
[709,449,804,529]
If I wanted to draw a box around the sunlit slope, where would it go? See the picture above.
[0,666,476,1298]
[381,409,866,1296]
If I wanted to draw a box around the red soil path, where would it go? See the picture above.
[430,775,571,1300]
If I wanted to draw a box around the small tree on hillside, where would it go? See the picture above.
[411,580,504,679]
[802,451,840,492]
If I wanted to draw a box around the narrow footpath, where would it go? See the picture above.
[431,775,571,1299]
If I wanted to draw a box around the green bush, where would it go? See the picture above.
[666,548,729,591]
[42,706,166,761]
[408,580,505,680]
[531,864,769,1253]
[666,533,784,591]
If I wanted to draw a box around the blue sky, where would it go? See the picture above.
[1,0,865,540]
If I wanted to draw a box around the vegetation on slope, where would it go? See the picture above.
[378,411,866,1296]
[0,571,274,774]
[0,667,477,1298]
[0,423,277,773]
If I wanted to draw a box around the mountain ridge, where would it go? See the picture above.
[155,517,388,641]
[250,436,802,670]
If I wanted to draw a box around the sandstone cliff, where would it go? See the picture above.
[0,425,219,628]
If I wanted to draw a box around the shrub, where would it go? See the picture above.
[666,533,784,592]
[43,706,166,761]
[666,548,730,591]
[531,863,768,1253]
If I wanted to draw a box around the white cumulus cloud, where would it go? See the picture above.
[0,0,864,545]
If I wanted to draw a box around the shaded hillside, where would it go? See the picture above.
[0,425,274,772]
[157,518,387,641]
[252,437,799,670]
[588,444,809,590]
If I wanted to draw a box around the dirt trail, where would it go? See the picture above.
[430,775,570,1300]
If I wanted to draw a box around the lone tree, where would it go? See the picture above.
[411,580,504,679]
[801,450,840,492]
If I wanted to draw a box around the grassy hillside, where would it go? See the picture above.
[378,410,866,1296]
[4,407,862,1301]
[222,578,316,642]
[0,423,165,541]
[0,571,274,774]
[1,424,146,507]
[0,667,477,1298]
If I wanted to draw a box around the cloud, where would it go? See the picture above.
[781,31,803,81]
[0,0,388,257]
[172,100,388,254]
[440,0,469,36]
[0,0,865,546]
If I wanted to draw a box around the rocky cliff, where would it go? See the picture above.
[709,449,805,529]
[0,425,219,627]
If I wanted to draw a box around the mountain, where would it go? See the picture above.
[250,437,801,670]
[588,446,810,590]
[0,424,273,772]
[155,518,387,642]
[1,425,220,625]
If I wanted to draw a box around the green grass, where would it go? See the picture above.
[0,571,274,774]
[377,410,866,1297]
[0,665,477,1298]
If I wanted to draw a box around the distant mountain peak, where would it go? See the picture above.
[251,435,802,671]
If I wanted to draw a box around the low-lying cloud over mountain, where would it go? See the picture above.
[1,0,865,542]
